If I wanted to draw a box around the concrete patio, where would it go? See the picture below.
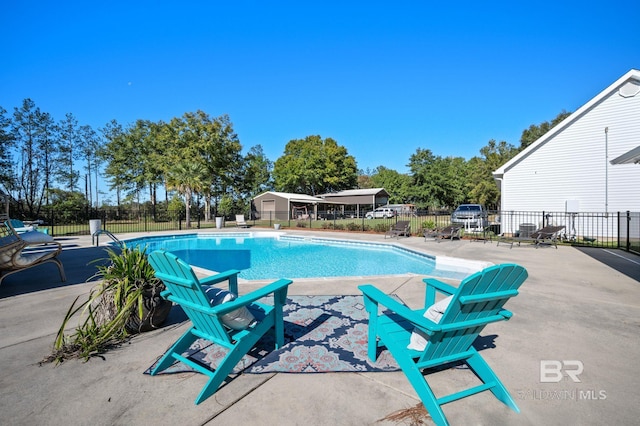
[1,229,638,425]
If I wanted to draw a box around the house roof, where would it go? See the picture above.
[493,69,640,177]
[610,145,640,165]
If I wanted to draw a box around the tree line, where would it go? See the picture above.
[1,97,570,224]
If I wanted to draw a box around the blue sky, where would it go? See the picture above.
[2,1,639,177]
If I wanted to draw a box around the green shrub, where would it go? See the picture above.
[45,245,166,363]
[422,220,436,230]
[373,223,389,233]
[346,222,361,231]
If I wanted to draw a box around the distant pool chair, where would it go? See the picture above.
[235,214,250,228]
[385,221,411,238]
[5,219,54,244]
[497,225,565,249]
[6,218,49,235]
[424,225,461,242]
[0,220,66,287]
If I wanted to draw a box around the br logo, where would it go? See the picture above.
[540,360,584,383]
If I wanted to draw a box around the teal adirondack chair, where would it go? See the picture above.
[359,263,528,426]
[148,250,293,405]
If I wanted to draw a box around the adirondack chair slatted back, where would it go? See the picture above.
[148,251,232,344]
[422,264,527,362]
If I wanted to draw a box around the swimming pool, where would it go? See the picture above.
[123,233,478,280]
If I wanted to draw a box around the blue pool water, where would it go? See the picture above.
[124,233,471,280]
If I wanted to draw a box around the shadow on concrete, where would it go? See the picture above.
[162,305,188,326]
[0,244,113,299]
[473,334,498,351]
[575,247,640,283]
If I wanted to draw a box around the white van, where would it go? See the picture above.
[365,207,397,219]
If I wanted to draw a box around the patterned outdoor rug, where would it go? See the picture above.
[145,295,400,375]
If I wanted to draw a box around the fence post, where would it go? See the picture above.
[49,209,54,237]
[626,211,631,252]
[617,211,621,249]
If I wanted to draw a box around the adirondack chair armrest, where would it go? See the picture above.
[359,284,440,335]
[158,276,292,316]
[499,308,513,320]
[199,269,241,294]
[423,277,457,306]
[423,278,457,295]
[199,269,240,285]
[360,284,402,312]
[213,278,293,315]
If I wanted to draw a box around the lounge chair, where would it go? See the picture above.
[0,220,66,286]
[385,221,411,238]
[359,263,528,426]
[147,250,292,405]
[235,214,250,228]
[5,219,55,244]
[424,225,461,242]
[498,225,565,249]
[6,218,50,235]
[6,218,34,233]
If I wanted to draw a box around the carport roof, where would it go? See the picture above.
[254,191,326,204]
[318,188,388,197]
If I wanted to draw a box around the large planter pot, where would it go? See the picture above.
[126,289,172,333]
[215,217,223,229]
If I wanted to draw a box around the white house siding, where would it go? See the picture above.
[497,71,640,237]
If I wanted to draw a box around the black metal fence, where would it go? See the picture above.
[490,210,639,252]
[15,207,640,254]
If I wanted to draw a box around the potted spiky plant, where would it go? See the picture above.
[46,245,171,363]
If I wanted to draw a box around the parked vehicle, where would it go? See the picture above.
[451,204,488,228]
[365,207,397,219]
